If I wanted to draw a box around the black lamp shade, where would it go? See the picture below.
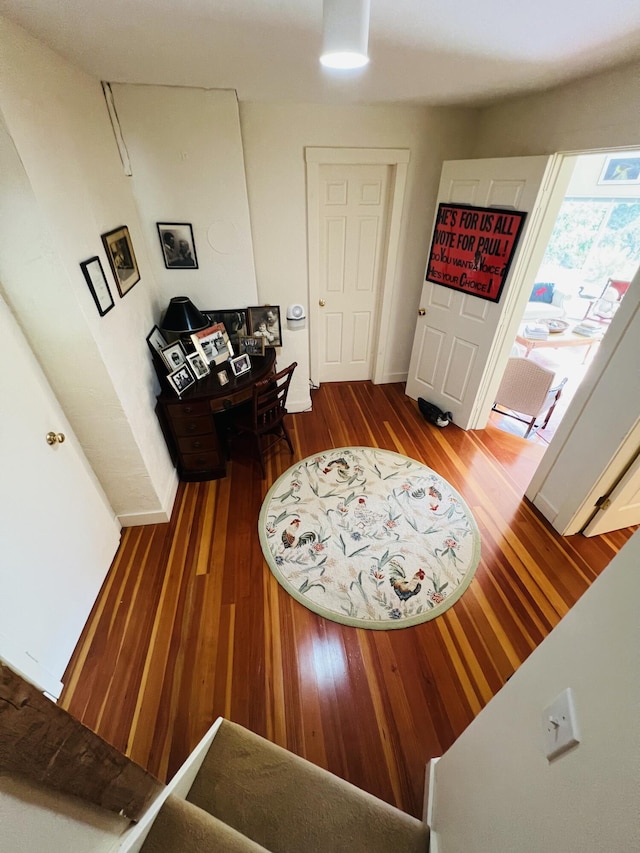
[160,297,209,342]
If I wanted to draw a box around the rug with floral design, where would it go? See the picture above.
[258,447,481,629]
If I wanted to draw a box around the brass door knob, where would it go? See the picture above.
[418,308,426,316]
[46,432,66,446]
[319,299,326,307]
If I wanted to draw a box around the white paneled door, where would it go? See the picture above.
[316,163,390,382]
[0,298,120,698]
[405,157,551,429]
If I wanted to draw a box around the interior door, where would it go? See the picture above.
[0,297,120,697]
[583,439,640,536]
[405,156,551,429]
[317,163,390,381]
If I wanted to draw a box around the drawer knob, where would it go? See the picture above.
[223,399,232,410]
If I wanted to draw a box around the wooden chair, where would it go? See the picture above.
[492,357,567,438]
[232,362,297,477]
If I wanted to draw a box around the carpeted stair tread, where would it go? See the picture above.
[141,794,270,853]
[186,719,429,853]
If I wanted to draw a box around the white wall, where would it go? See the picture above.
[240,102,478,410]
[431,528,640,852]
[473,60,640,159]
[0,17,176,525]
[109,85,258,312]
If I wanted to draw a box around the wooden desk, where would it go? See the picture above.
[156,348,276,481]
[515,329,602,362]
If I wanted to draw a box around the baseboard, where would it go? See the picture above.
[116,716,225,853]
[376,371,408,385]
[287,394,313,413]
[531,492,559,526]
[118,470,179,527]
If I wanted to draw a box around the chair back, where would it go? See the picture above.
[252,362,297,435]
[494,357,555,418]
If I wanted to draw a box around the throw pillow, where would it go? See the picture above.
[529,282,555,303]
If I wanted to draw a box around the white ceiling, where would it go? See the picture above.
[2,0,640,105]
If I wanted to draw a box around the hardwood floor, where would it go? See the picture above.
[60,381,635,820]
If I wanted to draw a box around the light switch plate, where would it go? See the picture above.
[543,687,580,761]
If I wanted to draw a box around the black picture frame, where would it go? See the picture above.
[167,362,196,397]
[80,256,114,316]
[160,340,188,372]
[157,222,198,269]
[247,305,282,347]
[204,309,248,351]
[146,325,168,358]
[101,225,140,297]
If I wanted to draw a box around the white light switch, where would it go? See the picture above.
[543,687,580,761]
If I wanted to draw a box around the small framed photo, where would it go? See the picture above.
[146,325,168,358]
[238,335,265,356]
[157,222,198,269]
[160,340,188,372]
[230,353,251,377]
[167,363,196,397]
[191,323,234,365]
[247,305,282,347]
[186,350,210,379]
[101,225,140,297]
[217,369,229,387]
[80,256,114,316]
[598,155,640,185]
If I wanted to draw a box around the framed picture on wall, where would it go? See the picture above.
[247,305,282,347]
[101,225,140,297]
[80,256,114,316]
[598,155,640,185]
[157,222,198,269]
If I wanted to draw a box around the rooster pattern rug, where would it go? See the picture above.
[259,447,481,629]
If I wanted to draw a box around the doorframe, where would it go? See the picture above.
[305,147,410,386]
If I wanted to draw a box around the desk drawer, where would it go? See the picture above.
[171,415,213,438]
[177,433,218,454]
[180,450,223,472]
[166,400,210,419]
[209,387,253,414]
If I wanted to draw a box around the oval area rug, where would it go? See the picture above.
[259,447,481,629]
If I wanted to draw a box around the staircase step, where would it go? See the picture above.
[186,719,429,853]
[141,794,270,853]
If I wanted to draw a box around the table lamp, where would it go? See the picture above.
[160,296,209,344]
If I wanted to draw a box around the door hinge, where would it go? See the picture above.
[595,495,611,511]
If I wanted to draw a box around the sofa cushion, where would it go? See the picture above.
[529,282,555,303]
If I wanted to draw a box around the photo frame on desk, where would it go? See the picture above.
[191,323,234,365]
[146,325,168,358]
[160,340,188,372]
[247,305,282,347]
[167,362,196,397]
[204,309,248,351]
[186,350,210,379]
[230,353,251,377]
[238,335,265,356]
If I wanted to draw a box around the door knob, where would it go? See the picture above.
[46,431,66,446]
[319,299,326,307]
[418,308,426,316]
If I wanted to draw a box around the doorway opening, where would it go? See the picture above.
[490,149,640,445]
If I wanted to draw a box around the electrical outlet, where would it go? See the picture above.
[543,687,580,761]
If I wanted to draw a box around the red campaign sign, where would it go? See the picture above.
[425,203,527,303]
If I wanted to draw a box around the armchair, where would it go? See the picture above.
[492,357,567,438]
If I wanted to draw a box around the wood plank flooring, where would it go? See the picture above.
[60,382,635,819]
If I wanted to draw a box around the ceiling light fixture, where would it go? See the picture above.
[320,0,371,70]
